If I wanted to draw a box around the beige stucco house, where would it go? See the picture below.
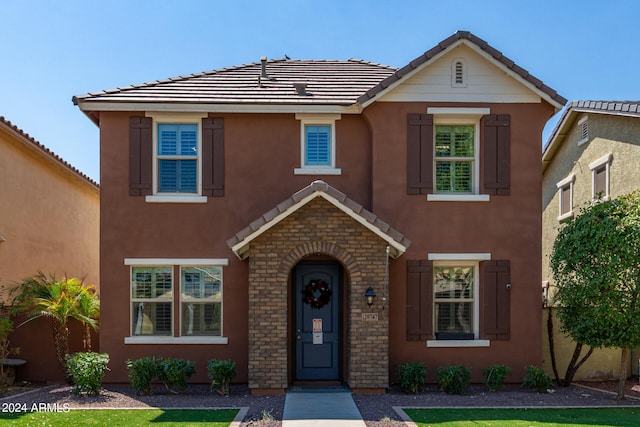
[542,101,640,380]
[0,116,99,382]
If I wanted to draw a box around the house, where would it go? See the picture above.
[73,31,565,394]
[0,116,99,382]
[542,101,640,380]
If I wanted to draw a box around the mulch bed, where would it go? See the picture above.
[2,379,640,427]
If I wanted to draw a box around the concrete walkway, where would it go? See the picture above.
[283,388,366,427]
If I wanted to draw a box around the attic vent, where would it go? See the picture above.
[260,56,268,78]
[577,116,589,146]
[451,58,466,88]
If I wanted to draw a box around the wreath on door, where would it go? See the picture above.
[302,280,332,309]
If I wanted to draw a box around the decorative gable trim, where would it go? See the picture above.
[357,31,566,112]
[227,180,410,260]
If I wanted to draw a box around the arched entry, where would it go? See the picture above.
[293,260,342,381]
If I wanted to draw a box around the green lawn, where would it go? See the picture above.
[0,408,239,427]
[404,407,640,427]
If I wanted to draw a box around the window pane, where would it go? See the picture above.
[131,301,172,335]
[181,302,221,336]
[158,124,197,156]
[132,267,172,299]
[436,161,472,192]
[595,166,607,198]
[305,125,331,165]
[159,160,197,193]
[434,266,474,336]
[434,266,474,299]
[181,267,222,300]
[435,125,474,158]
[560,185,571,214]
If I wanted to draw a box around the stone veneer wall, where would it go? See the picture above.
[247,197,389,392]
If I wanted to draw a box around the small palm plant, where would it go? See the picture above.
[11,272,99,378]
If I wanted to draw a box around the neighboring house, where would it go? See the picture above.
[0,116,99,382]
[74,31,565,394]
[542,101,640,380]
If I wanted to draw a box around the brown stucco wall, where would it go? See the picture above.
[0,124,99,382]
[98,97,554,386]
[97,111,374,383]
[364,101,553,383]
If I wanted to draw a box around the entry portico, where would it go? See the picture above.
[228,180,410,394]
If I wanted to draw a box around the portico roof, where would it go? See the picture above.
[227,180,411,260]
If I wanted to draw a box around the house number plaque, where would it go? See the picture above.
[362,313,378,321]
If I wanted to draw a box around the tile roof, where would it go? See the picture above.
[227,180,411,260]
[73,59,397,106]
[0,116,98,188]
[542,100,640,170]
[358,31,567,108]
[73,31,565,112]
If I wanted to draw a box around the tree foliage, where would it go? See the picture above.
[550,191,640,399]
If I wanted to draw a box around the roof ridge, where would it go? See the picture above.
[0,116,98,188]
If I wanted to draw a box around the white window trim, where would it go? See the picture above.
[589,153,612,202]
[577,116,589,146]
[145,112,208,203]
[427,108,490,200]
[294,113,342,175]
[125,258,229,345]
[556,173,575,221]
[451,57,467,88]
[426,254,491,347]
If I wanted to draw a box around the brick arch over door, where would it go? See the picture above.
[276,240,362,284]
[245,197,390,393]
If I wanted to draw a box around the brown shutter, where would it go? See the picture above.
[481,260,510,340]
[407,114,433,194]
[202,117,224,197]
[129,116,152,196]
[406,260,433,341]
[482,114,510,195]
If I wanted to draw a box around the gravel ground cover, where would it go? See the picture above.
[1,380,639,427]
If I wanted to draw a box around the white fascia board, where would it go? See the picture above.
[76,101,362,115]
[318,192,408,257]
[463,42,564,112]
[358,41,462,109]
[231,191,408,259]
[231,192,318,257]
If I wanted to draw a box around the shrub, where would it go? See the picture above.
[483,364,511,392]
[156,358,195,394]
[126,357,158,395]
[207,359,236,395]
[396,362,426,394]
[0,315,20,390]
[435,365,471,395]
[65,352,110,396]
[126,357,195,395]
[522,365,553,393]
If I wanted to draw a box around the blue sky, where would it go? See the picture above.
[2,0,638,182]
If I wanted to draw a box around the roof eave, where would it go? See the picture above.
[74,100,363,115]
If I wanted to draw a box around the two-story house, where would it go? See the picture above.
[542,101,640,381]
[74,31,565,394]
[0,116,99,382]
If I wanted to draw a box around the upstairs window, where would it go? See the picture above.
[295,113,341,175]
[589,153,612,201]
[158,124,198,193]
[435,124,476,193]
[557,174,575,221]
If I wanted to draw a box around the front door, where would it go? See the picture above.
[294,261,341,381]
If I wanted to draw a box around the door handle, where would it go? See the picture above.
[296,329,301,340]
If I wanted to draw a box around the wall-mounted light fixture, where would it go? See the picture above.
[364,287,376,307]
